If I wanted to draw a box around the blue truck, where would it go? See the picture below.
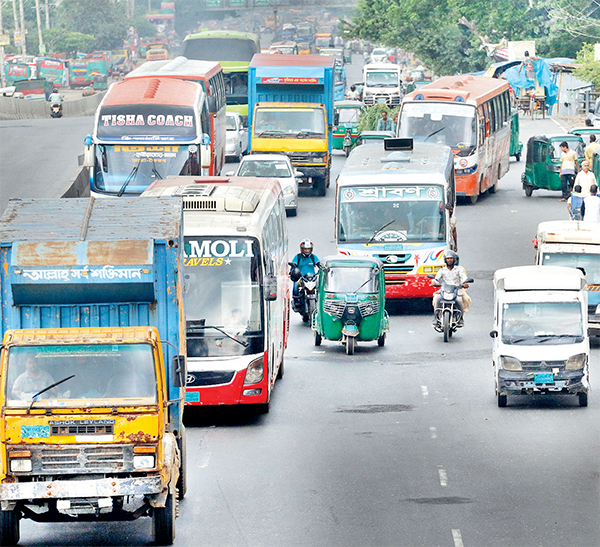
[0,197,186,546]
[248,54,335,195]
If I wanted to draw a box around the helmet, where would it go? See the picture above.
[52,88,58,93]
[444,250,458,265]
[300,238,313,257]
[289,266,302,282]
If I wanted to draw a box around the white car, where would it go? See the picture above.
[226,112,248,161]
[229,154,300,216]
[370,48,388,64]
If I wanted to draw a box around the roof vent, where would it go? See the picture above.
[175,185,216,197]
[143,78,161,99]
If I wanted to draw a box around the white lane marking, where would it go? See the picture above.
[452,529,464,547]
[551,117,569,133]
[438,467,448,487]
[421,385,429,398]
[312,351,325,354]
[429,426,437,439]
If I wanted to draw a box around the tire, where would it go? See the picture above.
[302,314,310,323]
[286,208,297,217]
[579,392,588,407]
[314,332,322,346]
[497,393,507,407]
[346,336,355,355]
[377,334,385,347]
[524,185,533,197]
[307,299,316,319]
[256,400,271,414]
[469,192,478,204]
[344,145,351,157]
[176,430,187,500]
[443,310,451,342]
[314,176,327,197]
[276,358,284,379]
[515,152,521,162]
[153,490,176,546]
[0,509,20,546]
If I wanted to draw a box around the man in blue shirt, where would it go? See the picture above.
[376,110,395,132]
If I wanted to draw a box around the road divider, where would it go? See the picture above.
[0,92,105,120]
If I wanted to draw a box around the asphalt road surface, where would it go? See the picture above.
[0,57,598,547]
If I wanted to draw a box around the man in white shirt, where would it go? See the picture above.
[583,184,600,222]
[574,160,596,196]
[431,250,471,325]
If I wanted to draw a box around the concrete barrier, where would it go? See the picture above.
[0,92,104,120]
[61,166,91,198]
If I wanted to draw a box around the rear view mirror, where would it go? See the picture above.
[264,274,277,301]
[172,355,186,387]
[489,330,498,339]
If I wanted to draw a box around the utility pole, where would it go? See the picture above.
[0,0,6,87]
[44,0,50,29]
[18,0,26,56]
[35,0,44,55]
[11,0,20,59]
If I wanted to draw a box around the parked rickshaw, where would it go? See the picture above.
[333,100,363,156]
[509,111,523,161]
[312,256,389,355]
[521,135,585,197]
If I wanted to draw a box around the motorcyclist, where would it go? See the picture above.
[48,88,64,107]
[346,85,360,100]
[431,250,470,326]
[290,239,320,310]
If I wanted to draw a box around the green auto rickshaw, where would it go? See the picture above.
[521,135,585,197]
[333,100,363,156]
[312,256,389,355]
[509,111,523,161]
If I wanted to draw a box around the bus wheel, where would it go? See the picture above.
[277,359,284,379]
[469,192,478,204]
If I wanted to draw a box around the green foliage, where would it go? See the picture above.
[135,17,158,40]
[43,28,94,57]
[574,43,600,88]
[358,105,401,132]
[56,0,128,51]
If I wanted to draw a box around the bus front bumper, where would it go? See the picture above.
[383,274,437,299]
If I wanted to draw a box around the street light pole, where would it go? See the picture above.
[35,0,44,55]
[18,0,26,56]
[0,0,6,87]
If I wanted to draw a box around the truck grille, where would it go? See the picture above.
[186,371,236,386]
[51,424,114,436]
[26,444,133,475]
[363,94,401,106]
[520,361,566,371]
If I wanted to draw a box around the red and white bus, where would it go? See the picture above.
[126,57,227,178]
[399,75,512,203]
[142,175,289,412]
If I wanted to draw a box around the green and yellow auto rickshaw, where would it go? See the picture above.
[333,100,363,157]
[312,256,389,355]
[509,110,523,161]
[521,135,585,197]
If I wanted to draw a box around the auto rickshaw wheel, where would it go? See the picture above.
[524,184,533,197]
[515,152,521,162]
[377,334,385,347]
[578,392,588,407]
[314,332,322,346]
[497,393,507,407]
[346,336,355,355]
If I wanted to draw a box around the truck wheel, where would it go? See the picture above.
[497,393,507,407]
[524,185,533,197]
[177,431,187,501]
[578,392,588,407]
[315,177,327,196]
[0,509,20,546]
[153,490,176,545]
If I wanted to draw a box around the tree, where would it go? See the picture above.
[43,28,94,57]
[56,0,128,51]
[574,43,600,87]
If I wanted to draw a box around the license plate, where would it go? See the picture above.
[346,294,358,303]
[534,373,554,384]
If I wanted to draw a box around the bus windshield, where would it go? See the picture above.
[338,186,446,244]
[93,144,200,195]
[223,72,248,106]
[183,38,258,62]
[5,344,157,408]
[366,71,398,88]
[399,102,477,148]
[254,108,325,137]
[183,237,264,357]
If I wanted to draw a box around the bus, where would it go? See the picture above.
[182,30,261,118]
[335,138,455,300]
[126,57,227,177]
[399,75,512,203]
[141,176,289,411]
[87,77,212,196]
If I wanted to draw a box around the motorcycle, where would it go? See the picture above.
[428,274,474,342]
[50,103,63,118]
[343,127,353,157]
[289,262,318,323]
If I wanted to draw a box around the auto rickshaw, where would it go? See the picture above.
[333,100,363,156]
[521,135,585,197]
[569,127,597,146]
[509,110,523,161]
[312,256,389,355]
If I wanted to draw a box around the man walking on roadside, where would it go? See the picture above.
[583,185,600,222]
[559,141,579,202]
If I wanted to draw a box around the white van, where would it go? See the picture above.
[362,63,402,106]
[535,220,600,335]
[491,266,589,407]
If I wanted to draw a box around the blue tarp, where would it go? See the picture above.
[502,58,559,106]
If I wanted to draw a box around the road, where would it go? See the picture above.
[1,56,599,547]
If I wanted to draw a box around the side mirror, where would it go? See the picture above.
[172,355,186,387]
[426,273,435,279]
[225,171,234,176]
[334,112,340,126]
[200,135,211,170]
[83,135,95,168]
[489,330,498,339]
[263,274,277,301]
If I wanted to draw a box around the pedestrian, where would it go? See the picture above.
[376,110,395,132]
[574,160,596,196]
[585,134,600,165]
[567,185,584,220]
[583,185,600,222]
[559,141,579,202]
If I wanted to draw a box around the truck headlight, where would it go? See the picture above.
[133,455,155,470]
[500,356,522,371]
[10,459,32,472]
[244,357,264,385]
[566,353,587,370]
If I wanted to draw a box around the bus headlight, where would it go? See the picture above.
[566,353,587,370]
[244,357,264,385]
[500,356,522,371]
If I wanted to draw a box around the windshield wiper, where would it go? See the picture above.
[536,334,580,343]
[28,375,75,413]
[425,127,445,141]
[257,129,286,138]
[367,220,396,245]
[353,275,374,294]
[295,131,322,139]
[151,160,162,180]
[117,163,140,197]
[186,324,249,347]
